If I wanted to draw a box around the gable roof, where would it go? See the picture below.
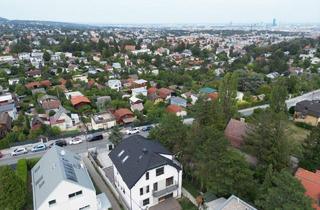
[295,168,320,210]
[166,104,183,113]
[295,100,320,118]
[31,146,95,209]
[215,195,257,210]
[224,119,248,149]
[109,135,181,189]
[70,96,91,106]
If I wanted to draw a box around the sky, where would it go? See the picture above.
[0,0,319,24]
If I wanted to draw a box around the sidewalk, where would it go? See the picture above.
[83,156,122,210]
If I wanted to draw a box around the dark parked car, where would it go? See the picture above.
[142,125,153,132]
[87,134,103,142]
[54,140,67,147]
[0,151,3,158]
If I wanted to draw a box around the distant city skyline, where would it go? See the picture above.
[0,0,320,24]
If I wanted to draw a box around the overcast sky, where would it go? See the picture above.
[0,0,319,24]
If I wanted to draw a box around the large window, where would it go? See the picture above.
[48,199,56,207]
[166,177,174,186]
[140,187,143,195]
[146,172,149,180]
[156,167,164,176]
[143,198,150,206]
[146,185,150,193]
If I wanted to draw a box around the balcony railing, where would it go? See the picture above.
[152,182,178,197]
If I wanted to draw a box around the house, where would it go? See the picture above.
[91,112,116,130]
[130,96,144,112]
[205,195,257,210]
[224,119,248,149]
[295,168,320,210]
[181,92,198,105]
[170,97,187,108]
[0,112,12,138]
[199,87,217,95]
[112,63,121,70]
[73,74,88,83]
[132,87,148,97]
[158,88,172,100]
[25,80,52,89]
[65,91,83,100]
[26,70,42,78]
[109,135,182,210]
[0,93,18,120]
[166,105,187,117]
[37,95,61,111]
[236,91,244,101]
[70,96,91,109]
[8,78,20,85]
[294,100,320,126]
[31,146,111,210]
[50,106,79,131]
[114,108,135,124]
[133,79,148,88]
[107,80,122,91]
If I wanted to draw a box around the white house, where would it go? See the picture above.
[109,135,182,210]
[0,55,14,63]
[8,78,20,85]
[107,80,122,91]
[31,146,111,210]
[91,112,116,130]
[131,87,148,97]
[49,106,79,131]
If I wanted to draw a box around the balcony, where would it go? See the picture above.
[152,182,179,197]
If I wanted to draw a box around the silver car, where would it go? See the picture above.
[11,147,28,156]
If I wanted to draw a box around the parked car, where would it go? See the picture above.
[54,140,67,147]
[31,143,47,152]
[87,134,103,142]
[11,147,28,156]
[69,137,83,145]
[142,125,153,132]
[0,151,3,158]
[126,128,140,135]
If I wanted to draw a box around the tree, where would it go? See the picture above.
[149,113,187,154]
[218,72,238,121]
[0,166,27,210]
[270,79,288,113]
[43,51,51,62]
[245,111,290,173]
[109,126,123,145]
[255,168,313,210]
[300,127,320,171]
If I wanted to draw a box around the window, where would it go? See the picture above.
[156,167,164,176]
[48,199,56,206]
[146,172,149,180]
[146,185,149,193]
[79,205,90,210]
[140,187,143,195]
[69,190,82,199]
[166,177,174,186]
[143,198,150,206]
[153,182,158,191]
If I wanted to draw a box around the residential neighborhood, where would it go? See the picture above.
[0,2,320,210]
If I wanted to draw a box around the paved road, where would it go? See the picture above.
[239,89,320,116]
[0,138,110,166]
[83,156,122,210]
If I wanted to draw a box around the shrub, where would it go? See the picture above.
[26,157,40,170]
[294,122,314,130]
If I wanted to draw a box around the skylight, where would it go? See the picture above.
[122,155,129,163]
[118,150,125,157]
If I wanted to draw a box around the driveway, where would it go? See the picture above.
[83,157,122,210]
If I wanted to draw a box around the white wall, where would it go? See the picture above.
[38,181,97,210]
[113,161,182,210]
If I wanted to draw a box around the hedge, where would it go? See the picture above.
[26,157,40,170]
[294,122,314,130]
[16,159,28,184]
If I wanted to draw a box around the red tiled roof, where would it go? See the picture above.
[166,104,183,113]
[208,92,219,101]
[40,80,52,87]
[42,100,61,110]
[88,79,95,87]
[295,168,320,210]
[25,82,40,89]
[148,87,157,95]
[224,119,248,148]
[70,96,91,106]
[114,108,134,121]
[59,79,67,85]
[158,88,172,99]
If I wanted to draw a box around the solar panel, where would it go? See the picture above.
[62,160,78,182]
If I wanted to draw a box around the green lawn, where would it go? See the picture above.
[182,179,200,198]
[179,198,198,210]
[285,121,310,156]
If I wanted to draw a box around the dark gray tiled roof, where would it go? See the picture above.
[295,100,320,118]
[109,135,181,189]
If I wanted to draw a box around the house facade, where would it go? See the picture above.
[294,100,320,126]
[109,135,182,210]
[31,146,110,210]
[91,112,116,130]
